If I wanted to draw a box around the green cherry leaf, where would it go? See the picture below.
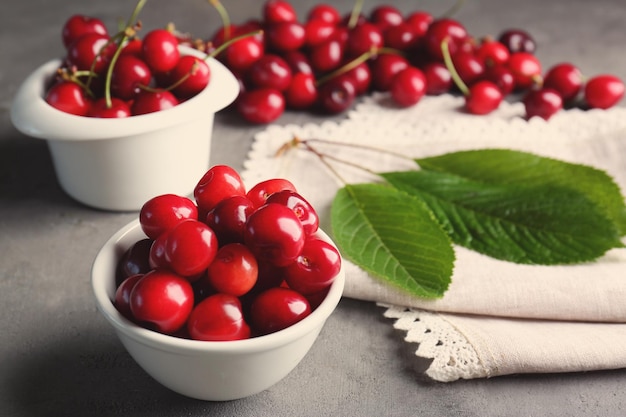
[330,183,455,299]
[415,149,626,236]
[382,169,624,265]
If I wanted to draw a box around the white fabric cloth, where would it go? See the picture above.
[242,94,626,381]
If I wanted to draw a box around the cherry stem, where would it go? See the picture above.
[441,0,466,18]
[441,37,469,96]
[208,29,263,58]
[208,0,232,40]
[315,46,403,87]
[347,0,364,29]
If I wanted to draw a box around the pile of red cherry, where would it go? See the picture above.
[190,0,625,122]
[114,165,341,341]
[46,13,212,117]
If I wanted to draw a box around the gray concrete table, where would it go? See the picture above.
[2,0,626,416]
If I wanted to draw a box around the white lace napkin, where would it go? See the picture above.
[241,94,626,382]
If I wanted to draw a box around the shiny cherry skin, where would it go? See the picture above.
[584,74,625,109]
[465,80,503,115]
[170,55,211,99]
[422,62,452,95]
[141,29,180,73]
[164,219,219,278]
[205,195,255,244]
[266,21,306,52]
[451,51,485,86]
[247,54,293,91]
[224,36,264,72]
[284,237,341,295]
[263,0,297,24]
[266,190,319,236]
[244,203,306,267]
[307,4,341,24]
[250,287,311,335]
[309,39,344,73]
[390,66,427,107]
[194,165,247,215]
[317,75,357,114]
[285,72,318,109]
[116,238,153,285]
[542,63,583,103]
[87,98,131,118]
[343,61,372,95]
[345,22,384,58]
[149,232,169,270]
[206,243,259,296]
[236,88,285,124]
[246,178,297,208]
[110,54,152,100]
[405,11,434,39]
[45,81,91,116]
[423,18,468,61]
[131,90,179,115]
[369,53,410,91]
[369,5,404,32]
[187,293,250,341]
[62,14,108,48]
[498,29,536,54]
[282,50,314,74]
[115,274,144,320]
[129,269,194,334]
[523,87,563,120]
[507,52,542,90]
[140,194,198,240]
[384,22,419,51]
[475,39,510,67]
[304,19,337,48]
[66,33,115,74]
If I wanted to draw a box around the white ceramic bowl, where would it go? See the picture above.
[92,220,345,401]
[10,46,238,211]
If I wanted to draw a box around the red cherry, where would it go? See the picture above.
[483,64,516,95]
[87,98,131,118]
[317,75,357,114]
[250,287,311,335]
[247,54,293,91]
[266,21,306,52]
[542,63,583,103]
[405,11,434,39]
[465,80,503,115]
[369,53,410,91]
[284,237,341,295]
[131,90,179,115]
[244,203,306,267]
[584,74,625,109]
[266,189,320,236]
[140,194,198,240]
[507,52,542,90]
[45,81,91,116]
[205,195,256,245]
[390,66,427,107]
[451,51,485,86]
[66,33,115,74]
[194,165,247,214]
[141,29,180,73]
[284,72,318,109]
[384,22,419,51]
[170,55,211,99]
[149,232,169,270]
[304,19,337,48]
[423,18,468,61]
[129,270,194,334]
[164,219,219,278]
[224,36,264,73]
[422,62,452,95]
[475,39,510,67]
[263,0,297,24]
[116,238,153,285]
[115,274,144,320]
[236,88,285,124]
[62,14,108,49]
[246,178,297,208]
[523,87,563,120]
[369,5,404,32]
[111,54,152,100]
[187,294,250,341]
[345,23,384,58]
[498,29,536,54]
[309,39,344,73]
[282,50,314,74]
[206,243,259,296]
[307,4,341,24]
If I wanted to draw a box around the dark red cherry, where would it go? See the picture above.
[523,87,563,120]
[390,66,427,107]
[451,51,485,86]
[422,62,452,95]
[483,65,515,95]
[498,29,536,54]
[369,53,410,91]
[423,18,468,61]
[266,21,306,52]
[369,5,404,32]
[263,0,298,23]
[309,39,344,73]
[111,54,152,100]
[307,4,341,24]
[131,90,179,115]
[345,23,384,58]
[284,72,318,109]
[317,75,357,114]
[247,54,293,91]
[236,88,285,124]
[405,11,434,39]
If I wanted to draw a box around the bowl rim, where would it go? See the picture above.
[10,46,239,142]
[92,219,345,354]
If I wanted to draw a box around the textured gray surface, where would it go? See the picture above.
[2,0,626,416]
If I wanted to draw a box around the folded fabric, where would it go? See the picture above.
[242,94,626,381]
